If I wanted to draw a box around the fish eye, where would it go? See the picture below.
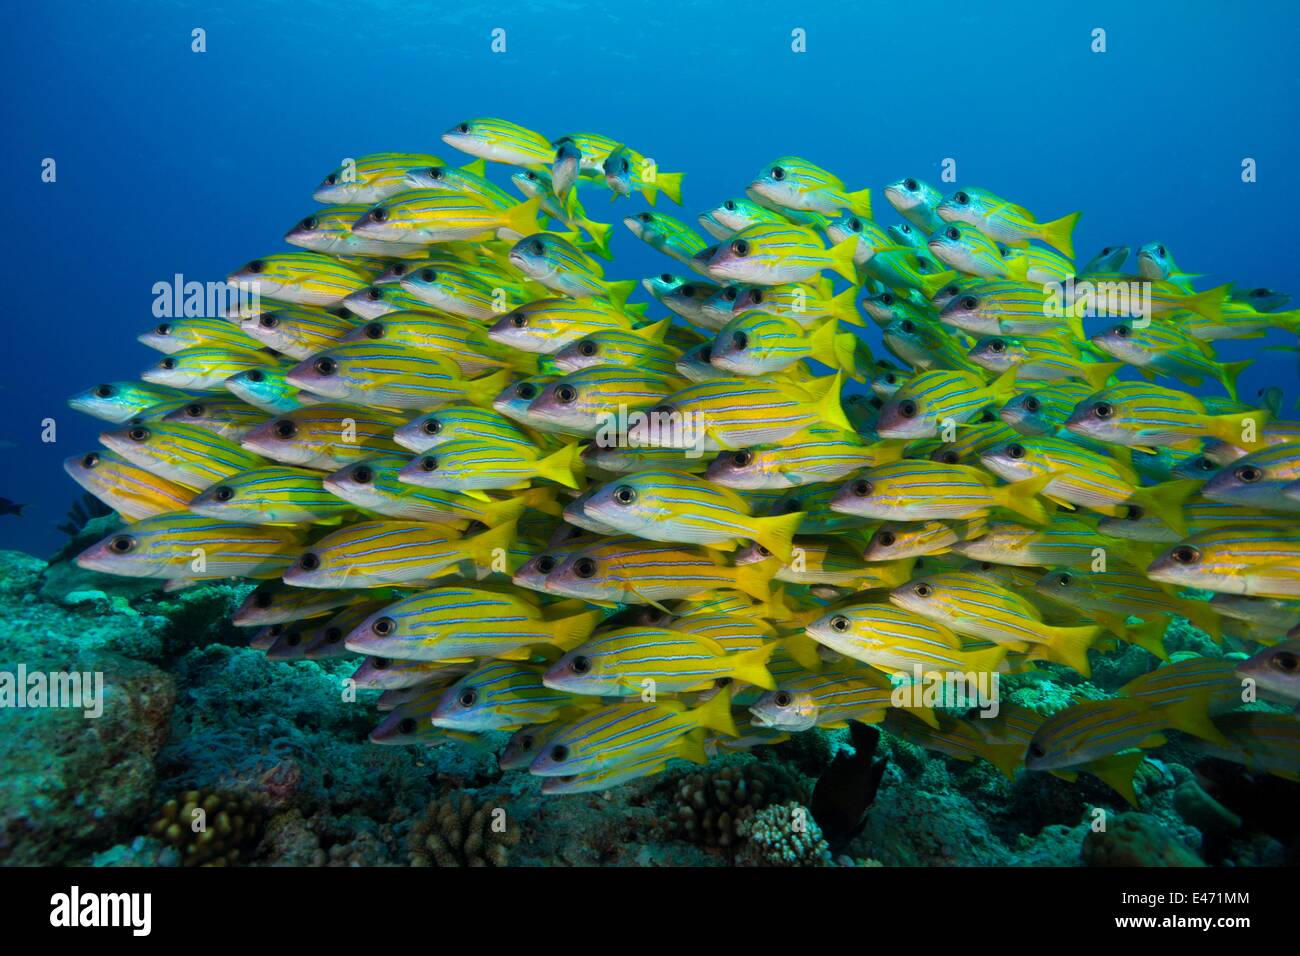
[1057,573,1072,586]
[160,357,177,370]
[94,384,115,398]
[637,212,652,223]
[415,269,438,284]
[732,331,749,350]
[213,485,234,502]
[660,273,674,283]
[389,265,408,278]
[1023,396,1041,413]
[81,452,100,468]
[1171,546,1200,565]
[1028,742,1045,759]
[128,426,150,442]
[509,313,528,328]
[556,385,578,404]
[1101,247,1112,255]
[300,216,317,230]
[246,260,265,274]
[516,382,538,399]
[913,582,933,597]
[351,465,373,484]
[755,544,772,556]
[1006,443,1026,459]
[457,688,478,707]
[574,558,598,579]
[314,357,337,376]
[366,287,383,300]
[619,158,630,173]
[898,224,913,234]
[723,200,736,211]
[183,403,205,417]
[613,485,637,505]
[916,258,933,272]
[829,615,851,632]
[370,207,388,223]
[771,166,786,181]
[529,239,545,256]
[731,450,753,467]
[1092,402,1114,419]
[939,451,959,464]
[774,692,793,707]
[363,322,385,340]
[898,399,918,418]
[571,655,592,674]
[732,239,750,257]
[1236,465,1263,483]
[869,397,883,409]
[879,293,895,306]
[155,322,172,335]
[251,592,275,610]
[324,174,337,185]
[698,346,712,362]
[398,718,417,735]
[903,178,918,191]
[851,479,873,497]
[1125,505,1144,521]
[989,339,1006,353]
[419,456,437,471]
[457,122,470,134]
[1157,245,1166,257]
[750,290,764,304]
[848,217,862,231]
[109,534,136,554]
[427,168,444,181]
[372,617,395,636]
[536,555,557,574]
[1270,651,1299,673]
[876,530,896,547]
[324,627,343,644]
[259,314,279,328]
[421,418,442,435]
[550,744,569,762]
[1192,457,1216,472]
[578,341,598,357]
[954,191,969,204]
[960,296,978,310]
[722,288,738,302]
[680,285,697,298]
[899,320,915,335]
[273,420,297,439]
[298,552,320,571]
[1114,325,1130,338]
[945,227,960,240]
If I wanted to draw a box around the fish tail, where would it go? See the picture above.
[731,559,775,604]
[1085,751,1146,808]
[1130,478,1200,537]
[811,370,855,433]
[1120,617,1170,660]
[827,286,865,326]
[604,279,638,309]
[1180,283,1230,320]
[632,317,672,343]
[919,269,959,300]
[781,631,823,670]
[655,171,685,205]
[548,608,604,651]
[1180,600,1224,643]
[676,729,710,765]
[692,685,738,736]
[749,510,804,562]
[478,494,529,527]
[507,350,541,375]
[640,184,658,206]
[1218,359,1253,401]
[460,158,487,177]
[806,317,846,371]
[463,368,512,407]
[976,740,1025,780]
[517,485,562,516]
[728,642,777,691]
[826,237,860,283]
[1042,623,1102,677]
[464,518,517,572]
[533,442,584,490]
[961,645,1009,674]
[1206,408,1272,450]
[1080,361,1124,391]
[1037,210,1081,259]
[997,472,1054,525]
[1151,698,1232,746]
[846,187,873,219]
[499,195,543,236]
[581,217,615,261]
[988,366,1019,405]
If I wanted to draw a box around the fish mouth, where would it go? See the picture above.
[747,706,775,728]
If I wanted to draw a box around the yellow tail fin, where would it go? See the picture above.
[827,286,865,327]
[749,510,804,563]
[727,642,777,690]
[1080,361,1124,391]
[655,171,685,205]
[499,196,543,236]
[464,368,512,407]
[1042,623,1103,677]
[692,686,738,736]
[732,559,776,603]
[826,237,861,283]
[1130,478,1200,537]
[1037,210,1081,259]
[810,370,855,433]
[533,442,583,489]
[846,187,873,219]
[1084,750,1146,808]
[996,472,1054,525]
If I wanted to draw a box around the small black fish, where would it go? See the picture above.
[1193,757,1300,861]
[0,498,25,517]
[811,720,887,850]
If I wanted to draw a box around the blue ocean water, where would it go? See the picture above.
[3,0,1297,557]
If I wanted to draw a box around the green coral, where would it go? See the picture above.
[737,801,832,867]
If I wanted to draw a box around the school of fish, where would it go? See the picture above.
[64,117,1300,801]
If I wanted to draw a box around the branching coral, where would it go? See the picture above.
[737,801,832,867]
[408,794,520,867]
[669,762,806,851]
[148,789,262,866]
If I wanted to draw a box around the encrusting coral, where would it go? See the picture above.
[669,762,806,852]
[408,793,520,867]
[148,789,262,866]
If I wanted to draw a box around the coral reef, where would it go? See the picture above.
[668,761,806,853]
[1082,812,1205,867]
[408,794,521,867]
